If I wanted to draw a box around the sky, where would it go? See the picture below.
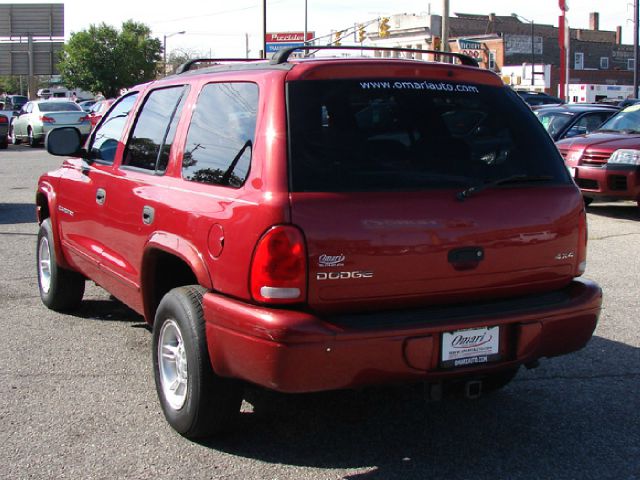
[7,0,637,57]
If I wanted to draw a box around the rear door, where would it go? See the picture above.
[286,75,581,312]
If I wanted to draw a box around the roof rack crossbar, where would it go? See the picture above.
[270,45,479,67]
[176,58,263,74]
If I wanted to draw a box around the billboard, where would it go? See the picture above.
[0,41,63,75]
[265,32,314,56]
[0,3,64,37]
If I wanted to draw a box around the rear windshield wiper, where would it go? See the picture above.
[456,174,554,201]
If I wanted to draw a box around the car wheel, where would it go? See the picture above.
[37,218,86,312]
[28,127,39,148]
[10,126,20,145]
[153,285,243,438]
[0,137,7,149]
[584,196,594,207]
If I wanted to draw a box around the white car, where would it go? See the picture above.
[10,100,91,147]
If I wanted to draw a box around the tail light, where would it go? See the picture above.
[79,115,90,123]
[40,115,56,123]
[250,225,307,304]
[576,207,588,276]
[0,116,7,124]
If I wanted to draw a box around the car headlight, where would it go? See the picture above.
[608,149,640,165]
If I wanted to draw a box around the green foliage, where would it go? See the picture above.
[58,20,162,98]
[0,76,22,95]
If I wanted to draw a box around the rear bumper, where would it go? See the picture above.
[574,164,640,201]
[203,278,602,393]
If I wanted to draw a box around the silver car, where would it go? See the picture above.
[10,100,91,147]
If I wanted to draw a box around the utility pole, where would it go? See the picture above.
[261,0,267,59]
[442,0,450,53]
[634,0,639,98]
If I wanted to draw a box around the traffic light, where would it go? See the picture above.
[334,31,342,46]
[358,24,366,43]
[379,17,390,38]
[433,36,441,51]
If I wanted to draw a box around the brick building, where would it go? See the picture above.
[366,12,635,97]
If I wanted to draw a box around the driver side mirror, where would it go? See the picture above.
[45,127,86,158]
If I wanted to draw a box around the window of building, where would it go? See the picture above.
[574,52,584,70]
[488,50,497,70]
[628,59,635,71]
[600,57,609,70]
[123,86,189,173]
[182,83,258,188]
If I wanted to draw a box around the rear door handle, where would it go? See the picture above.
[96,188,106,205]
[142,206,155,225]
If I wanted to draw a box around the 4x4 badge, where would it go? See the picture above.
[318,254,345,267]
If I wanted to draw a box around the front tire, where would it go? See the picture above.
[10,126,20,145]
[37,219,85,311]
[153,285,243,438]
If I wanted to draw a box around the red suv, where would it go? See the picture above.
[36,47,602,439]
[557,104,640,206]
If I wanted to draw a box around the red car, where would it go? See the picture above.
[37,47,601,439]
[557,105,640,206]
[87,98,115,127]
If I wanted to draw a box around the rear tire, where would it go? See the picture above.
[0,137,7,149]
[37,219,85,312]
[28,127,39,148]
[153,285,243,438]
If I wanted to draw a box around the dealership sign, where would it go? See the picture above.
[266,32,314,54]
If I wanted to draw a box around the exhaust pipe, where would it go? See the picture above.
[464,380,483,399]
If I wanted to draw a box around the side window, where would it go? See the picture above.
[567,112,609,137]
[123,86,188,173]
[182,82,258,188]
[90,93,139,164]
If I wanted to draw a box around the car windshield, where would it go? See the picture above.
[287,79,569,192]
[38,102,82,113]
[596,106,640,132]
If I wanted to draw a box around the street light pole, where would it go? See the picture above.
[163,31,186,75]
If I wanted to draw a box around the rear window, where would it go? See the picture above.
[287,80,569,192]
[39,102,82,112]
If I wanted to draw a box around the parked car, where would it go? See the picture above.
[557,104,640,207]
[534,104,619,141]
[77,99,97,112]
[516,90,564,107]
[87,98,115,127]
[0,114,8,148]
[10,100,91,147]
[37,47,602,439]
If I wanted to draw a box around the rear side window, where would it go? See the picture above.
[287,80,569,192]
[123,86,188,173]
[90,93,139,164]
[182,82,258,188]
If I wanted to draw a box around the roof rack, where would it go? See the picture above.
[176,58,263,74]
[270,45,479,67]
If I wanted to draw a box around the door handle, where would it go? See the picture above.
[96,188,106,205]
[142,206,155,225]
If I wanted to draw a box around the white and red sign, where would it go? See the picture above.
[266,32,314,43]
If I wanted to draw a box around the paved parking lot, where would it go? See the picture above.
[1,145,638,479]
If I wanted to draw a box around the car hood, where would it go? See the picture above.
[556,132,640,152]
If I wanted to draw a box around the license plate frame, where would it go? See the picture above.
[441,326,501,368]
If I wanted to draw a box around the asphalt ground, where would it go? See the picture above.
[1,145,638,480]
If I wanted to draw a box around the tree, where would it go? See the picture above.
[58,20,162,98]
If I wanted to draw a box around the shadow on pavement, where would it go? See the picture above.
[0,203,36,224]
[586,202,639,221]
[73,298,144,324]
[200,336,638,479]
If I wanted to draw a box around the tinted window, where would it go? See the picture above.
[536,111,573,137]
[123,86,188,172]
[90,93,139,164]
[287,80,569,192]
[38,102,82,112]
[182,82,258,188]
